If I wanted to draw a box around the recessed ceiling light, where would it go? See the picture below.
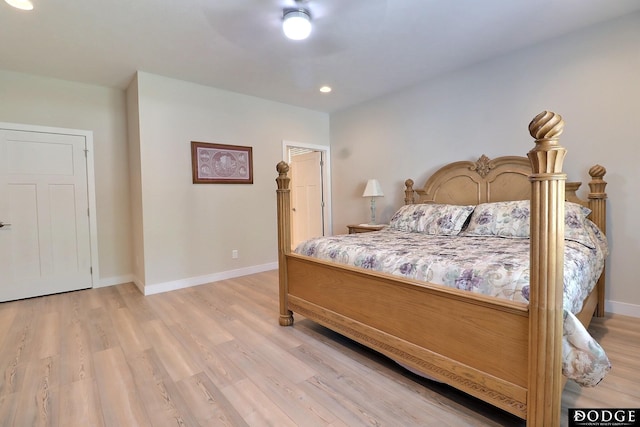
[319,86,332,93]
[4,0,33,10]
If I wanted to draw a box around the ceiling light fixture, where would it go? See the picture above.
[319,86,332,93]
[4,0,33,10]
[282,9,312,41]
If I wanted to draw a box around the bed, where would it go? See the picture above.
[275,111,609,426]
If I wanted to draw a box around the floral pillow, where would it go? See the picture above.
[389,203,475,235]
[464,200,596,249]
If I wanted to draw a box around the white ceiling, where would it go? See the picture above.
[2,0,640,113]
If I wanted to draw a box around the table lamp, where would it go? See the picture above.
[362,179,384,224]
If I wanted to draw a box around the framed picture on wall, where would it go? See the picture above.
[191,141,253,184]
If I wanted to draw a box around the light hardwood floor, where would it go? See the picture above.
[0,270,637,426]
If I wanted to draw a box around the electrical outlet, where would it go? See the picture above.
[232,250,239,259]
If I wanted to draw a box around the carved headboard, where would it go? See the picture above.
[404,154,590,207]
[405,155,533,205]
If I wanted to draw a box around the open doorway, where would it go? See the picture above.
[282,141,332,249]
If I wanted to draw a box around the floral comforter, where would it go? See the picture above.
[295,227,611,386]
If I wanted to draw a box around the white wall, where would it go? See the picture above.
[131,72,329,293]
[0,70,133,286]
[330,13,640,316]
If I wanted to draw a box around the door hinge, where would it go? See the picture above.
[84,149,88,158]
[87,207,90,216]
[90,267,93,275]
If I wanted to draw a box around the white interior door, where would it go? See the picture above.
[290,150,323,249]
[0,129,93,301]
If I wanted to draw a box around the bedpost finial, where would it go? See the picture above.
[589,164,606,179]
[277,161,290,175]
[528,111,564,141]
[276,161,291,190]
[527,111,566,174]
[588,164,607,200]
[404,179,415,205]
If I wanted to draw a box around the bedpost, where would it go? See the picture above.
[404,179,415,204]
[276,161,294,326]
[526,111,567,427]
[588,165,608,317]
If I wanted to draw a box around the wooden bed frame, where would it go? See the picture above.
[275,111,608,426]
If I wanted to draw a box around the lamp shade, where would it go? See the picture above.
[362,179,384,197]
[282,9,312,40]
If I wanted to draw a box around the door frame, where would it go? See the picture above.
[0,121,100,287]
[282,140,332,236]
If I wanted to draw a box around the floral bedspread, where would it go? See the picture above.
[295,227,611,386]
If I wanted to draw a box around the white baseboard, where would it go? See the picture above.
[97,274,135,288]
[606,300,640,318]
[142,262,278,296]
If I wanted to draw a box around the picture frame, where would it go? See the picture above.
[191,141,253,184]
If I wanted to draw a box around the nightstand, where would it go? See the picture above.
[347,224,385,234]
